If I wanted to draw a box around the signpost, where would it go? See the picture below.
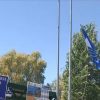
[27,82,49,100]
[27,82,42,100]
[0,75,8,100]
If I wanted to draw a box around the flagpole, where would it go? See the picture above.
[68,0,72,100]
[57,0,60,100]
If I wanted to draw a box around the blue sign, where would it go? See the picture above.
[42,85,50,90]
[0,75,8,100]
[6,87,12,97]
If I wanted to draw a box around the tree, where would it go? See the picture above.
[0,49,47,85]
[47,75,65,100]
[63,22,100,100]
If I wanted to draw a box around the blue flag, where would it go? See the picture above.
[81,25,100,70]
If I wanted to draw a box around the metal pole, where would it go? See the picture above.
[68,0,72,100]
[57,0,60,100]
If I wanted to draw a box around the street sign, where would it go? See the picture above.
[0,75,8,100]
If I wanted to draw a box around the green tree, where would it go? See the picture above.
[47,75,65,100]
[0,49,47,85]
[63,22,100,100]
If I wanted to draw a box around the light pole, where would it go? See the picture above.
[68,0,72,100]
[57,0,60,100]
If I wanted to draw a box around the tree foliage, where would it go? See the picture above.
[0,50,47,85]
[47,75,65,100]
[63,22,100,100]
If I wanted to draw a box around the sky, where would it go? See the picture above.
[0,0,100,85]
